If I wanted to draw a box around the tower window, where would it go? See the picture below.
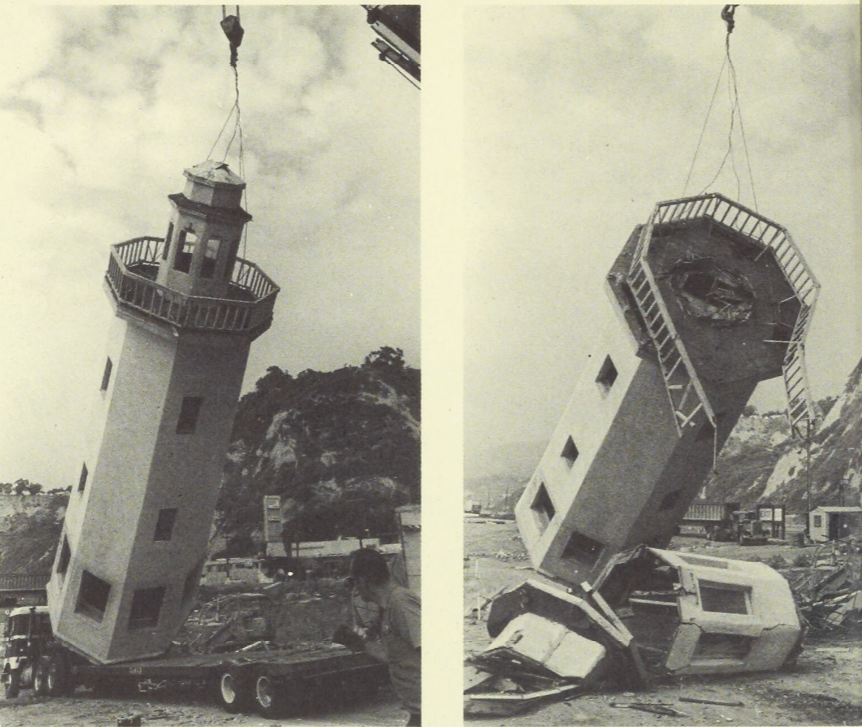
[201,238,222,279]
[561,436,579,467]
[174,229,197,273]
[658,489,681,512]
[78,462,88,493]
[176,396,204,434]
[561,531,604,567]
[596,355,618,396]
[162,222,174,260]
[699,581,750,615]
[100,357,113,392]
[76,570,111,621]
[531,482,555,531]
[154,508,178,542]
[56,536,71,576]
[128,586,166,630]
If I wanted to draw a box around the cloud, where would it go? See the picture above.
[0,6,418,487]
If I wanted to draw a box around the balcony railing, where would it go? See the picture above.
[105,236,279,338]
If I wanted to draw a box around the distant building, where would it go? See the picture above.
[809,506,862,542]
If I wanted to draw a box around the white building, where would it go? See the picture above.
[46,162,278,664]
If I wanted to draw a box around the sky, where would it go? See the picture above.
[0,6,418,488]
[464,5,862,478]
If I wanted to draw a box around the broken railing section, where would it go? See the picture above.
[465,547,804,715]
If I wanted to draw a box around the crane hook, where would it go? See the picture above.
[721,5,738,35]
[221,6,244,68]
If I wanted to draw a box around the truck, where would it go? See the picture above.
[1,599,389,717]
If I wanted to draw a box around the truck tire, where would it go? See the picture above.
[217,667,252,714]
[3,670,20,699]
[253,673,285,718]
[47,654,70,697]
[33,658,50,697]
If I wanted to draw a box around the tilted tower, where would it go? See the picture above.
[46,161,279,664]
[515,194,819,586]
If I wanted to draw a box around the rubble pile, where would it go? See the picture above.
[464,546,805,717]
[782,540,862,633]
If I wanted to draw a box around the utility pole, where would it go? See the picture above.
[805,419,812,539]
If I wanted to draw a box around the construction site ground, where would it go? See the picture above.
[0,685,405,727]
[464,517,862,725]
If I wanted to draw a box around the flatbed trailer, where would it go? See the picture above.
[3,609,388,719]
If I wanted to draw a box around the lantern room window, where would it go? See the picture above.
[174,229,197,273]
[201,238,222,279]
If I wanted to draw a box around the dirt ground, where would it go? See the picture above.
[464,518,862,726]
[0,683,406,727]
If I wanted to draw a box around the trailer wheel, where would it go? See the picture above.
[33,658,50,697]
[254,673,287,717]
[218,667,252,713]
[47,654,70,697]
[3,670,20,699]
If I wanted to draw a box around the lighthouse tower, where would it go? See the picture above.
[515,194,819,587]
[46,162,279,664]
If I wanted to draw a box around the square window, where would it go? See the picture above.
[531,482,555,531]
[76,570,111,621]
[154,508,178,542]
[100,358,113,392]
[176,396,204,434]
[699,581,750,614]
[561,436,579,467]
[128,586,166,630]
[561,531,604,567]
[56,536,71,576]
[596,355,618,396]
[78,463,88,493]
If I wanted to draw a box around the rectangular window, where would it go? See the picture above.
[162,222,174,260]
[100,358,113,392]
[78,463,88,493]
[154,508,178,542]
[561,531,604,567]
[694,632,755,660]
[531,482,555,531]
[561,436,579,467]
[56,536,71,576]
[76,570,111,621]
[699,581,750,614]
[176,396,204,434]
[128,586,166,630]
[173,229,197,273]
[813,515,822,528]
[596,355,618,396]
[200,238,222,279]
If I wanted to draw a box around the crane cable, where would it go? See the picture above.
[682,5,758,212]
[207,6,250,258]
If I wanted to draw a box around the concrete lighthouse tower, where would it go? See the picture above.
[514,194,819,587]
[46,161,279,664]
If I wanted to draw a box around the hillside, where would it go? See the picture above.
[467,356,862,517]
[216,347,420,553]
[0,493,67,574]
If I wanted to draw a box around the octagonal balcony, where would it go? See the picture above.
[105,236,279,340]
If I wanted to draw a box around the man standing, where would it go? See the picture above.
[339,547,421,726]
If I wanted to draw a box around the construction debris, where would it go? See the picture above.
[465,546,805,715]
